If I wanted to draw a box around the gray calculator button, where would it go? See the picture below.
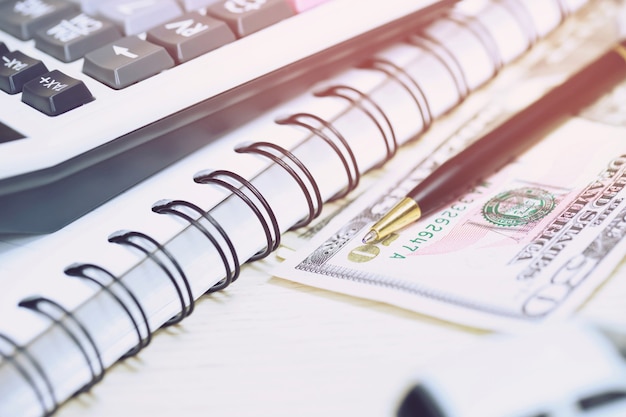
[206,0,294,38]
[0,0,77,40]
[35,13,123,62]
[146,12,235,64]
[0,50,48,94]
[82,36,174,89]
[22,69,94,116]
[96,0,183,36]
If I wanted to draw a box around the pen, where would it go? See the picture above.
[362,39,626,244]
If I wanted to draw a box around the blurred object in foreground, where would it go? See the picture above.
[397,320,626,417]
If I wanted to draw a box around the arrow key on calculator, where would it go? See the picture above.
[82,36,174,89]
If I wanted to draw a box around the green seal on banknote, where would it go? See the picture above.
[482,187,556,227]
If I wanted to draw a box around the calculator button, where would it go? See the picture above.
[22,69,93,115]
[146,12,235,64]
[206,0,294,38]
[0,0,77,40]
[0,42,9,55]
[65,0,106,15]
[0,50,48,94]
[96,0,183,36]
[179,0,221,12]
[82,36,174,89]
[34,13,123,62]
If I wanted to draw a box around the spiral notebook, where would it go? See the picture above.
[0,0,594,415]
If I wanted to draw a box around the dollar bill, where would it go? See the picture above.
[273,114,626,331]
[272,3,626,331]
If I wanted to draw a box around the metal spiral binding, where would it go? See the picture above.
[152,199,241,293]
[408,33,470,101]
[108,230,194,325]
[275,112,359,200]
[234,141,323,229]
[360,56,434,132]
[194,169,281,262]
[314,84,398,166]
[446,10,504,72]
[0,333,57,416]
[18,297,105,393]
[64,263,152,356]
[496,0,539,44]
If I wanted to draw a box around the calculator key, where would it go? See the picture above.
[22,69,93,115]
[146,12,235,64]
[82,36,174,89]
[206,0,294,38]
[96,0,183,36]
[65,0,106,15]
[0,50,48,94]
[35,13,123,62]
[0,0,77,40]
[179,0,221,12]
[0,42,9,55]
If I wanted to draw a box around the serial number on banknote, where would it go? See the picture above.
[392,183,490,259]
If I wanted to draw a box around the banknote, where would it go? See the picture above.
[272,2,626,331]
[273,115,626,331]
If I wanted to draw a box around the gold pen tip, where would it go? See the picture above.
[362,230,378,244]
